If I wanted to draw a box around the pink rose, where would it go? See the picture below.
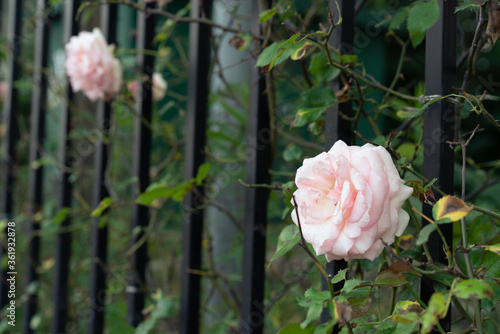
[291,140,413,261]
[65,28,122,101]
[127,73,167,102]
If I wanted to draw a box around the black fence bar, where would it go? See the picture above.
[0,0,23,309]
[126,1,156,327]
[421,0,456,331]
[52,1,80,332]
[23,1,50,332]
[179,0,212,333]
[88,4,118,334]
[240,1,272,333]
[321,0,354,328]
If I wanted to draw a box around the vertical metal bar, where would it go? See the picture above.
[126,0,156,327]
[87,4,118,334]
[23,1,49,332]
[321,0,354,328]
[52,0,80,332]
[422,1,456,332]
[0,0,23,309]
[179,0,212,333]
[240,1,272,333]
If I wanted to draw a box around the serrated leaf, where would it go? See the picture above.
[454,279,494,299]
[331,268,349,284]
[407,0,440,47]
[297,288,331,307]
[416,223,437,245]
[91,197,114,217]
[341,278,361,295]
[432,195,473,223]
[269,225,301,265]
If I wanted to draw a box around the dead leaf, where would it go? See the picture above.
[487,0,500,43]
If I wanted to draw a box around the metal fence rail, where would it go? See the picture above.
[0,0,458,333]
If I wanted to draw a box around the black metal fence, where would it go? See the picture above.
[0,0,456,333]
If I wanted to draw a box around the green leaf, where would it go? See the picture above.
[278,323,314,334]
[407,0,440,47]
[469,215,497,244]
[455,0,487,13]
[454,279,494,299]
[297,288,331,308]
[283,145,303,162]
[416,223,437,245]
[390,8,409,31]
[420,292,448,334]
[136,187,175,206]
[312,319,336,334]
[301,303,323,329]
[331,268,349,284]
[291,107,325,128]
[195,162,210,185]
[91,197,114,217]
[301,85,337,107]
[256,34,301,70]
[54,207,71,225]
[341,278,361,295]
[309,52,340,83]
[269,225,301,265]
[259,7,276,23]
[340,54,358,65]
[283,181,297,211]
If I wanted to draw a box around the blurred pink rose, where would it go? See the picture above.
[291,140,413,262]
[65,28,122,101]
[127,73,167,102]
